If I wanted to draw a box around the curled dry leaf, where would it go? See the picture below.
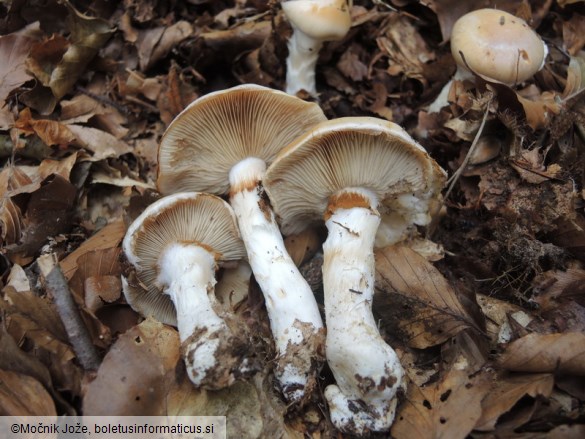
[49,1,114,99]
[391,369,492,439]
[68,247,123,312]
[474,373,554,431]
[60,219,125,280]
[374,245,478,348]
[0,369,57,416]
[498,332,585,375]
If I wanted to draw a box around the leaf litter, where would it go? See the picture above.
[0,0,584,437]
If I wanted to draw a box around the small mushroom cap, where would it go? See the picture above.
[264,117,447,235]
[451,9,547,85]
[157,84,327,196]
[282,0,352,41]
[122,192,246,323]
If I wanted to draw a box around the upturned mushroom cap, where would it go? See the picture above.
[282,0,352,41]
[450,8,547,85]
[264,117,447,235]
[122,192,246,323]
[157,84,327,196]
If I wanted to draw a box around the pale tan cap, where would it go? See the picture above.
[157,84,327,196]
[282,0,352,41]
[451,8,547,85]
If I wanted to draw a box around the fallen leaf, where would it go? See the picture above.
[475,373,554,431]
[83,318,180,415]
[0,34,35,105]
[283,227,322,267]
[392,369,492,439]
[374,245,479,348]
[0,369,56,416]
[60,219,125,280]
[49,1,114,99]
[498,332,585,375]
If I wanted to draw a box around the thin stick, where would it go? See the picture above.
[38,253,101,371]
[444,94,493,199]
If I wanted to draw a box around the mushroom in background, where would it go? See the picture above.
[264,117,447,434]
[282,0,352,96]
[122,192,256,389]
[157,84,327,403]
[427,8,548,113]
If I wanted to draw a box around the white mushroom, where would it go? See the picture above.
[122,192,254,389]
[427,8,548,112]
[157,84,327,402]
[282,0,352,96]
[264,117,447,434]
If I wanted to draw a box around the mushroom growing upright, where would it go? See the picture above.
[122,192,254,389]
[264,117,447,434]
[157,84,327,402]
[282,0,352,96]
[427,8,547,112]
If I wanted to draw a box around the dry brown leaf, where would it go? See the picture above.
[562,13,585,55]
[83,318,180,415]
[498,332,585,375]
[14,107,76,147]
[68,246,122,310]
[5,175,76,265]
[533,268,585,310]
[60,219,125,280]
[49,1,114,99]
[68,124,132,160]
[475,373,554,431]
[563,54,585,99]
[283,227,322,267]
[376,14,435,84]
[0,34,35,105]
[0,369,57,416]
[374,245,477,348]
[391,369,492,439]
[0,197,23,246]
[137,22,193,71]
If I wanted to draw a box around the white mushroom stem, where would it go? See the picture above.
[285,28,322,96]
[158,244,249,388]
[229,157,325,402]
[322,190,405,434]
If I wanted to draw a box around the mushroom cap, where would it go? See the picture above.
[157,84,327,196]
[122,192,246,324]
[264,117,447,235]
[282,0,352,41]
[450,8,547,85]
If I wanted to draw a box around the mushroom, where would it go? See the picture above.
[157,84,327,402]
[264,117,447,434]
[282,0,352,96]
[427,8,547,112]
[122,192,254,389]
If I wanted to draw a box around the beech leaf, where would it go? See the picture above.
[392,369,492,439]
[498,332,585,375]
[374,245,478,348]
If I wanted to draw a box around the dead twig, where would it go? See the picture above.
[38,253,101,371]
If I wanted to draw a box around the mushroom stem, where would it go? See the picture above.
[229,157,325,402]
[322,194,405,434]
[159,244,252,389]
[285,28,323,96]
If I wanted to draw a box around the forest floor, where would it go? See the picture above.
[0,0,584,438]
